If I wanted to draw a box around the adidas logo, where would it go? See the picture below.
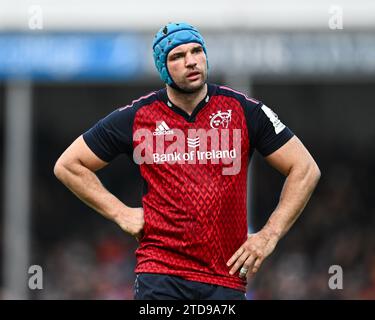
[153,121,174,136]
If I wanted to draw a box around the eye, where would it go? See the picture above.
[170,53,184,61]
[192,47,203,54]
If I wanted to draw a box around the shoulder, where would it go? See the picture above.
[99,90,159,126]
[116,91,159,116]
[215,84,261,110]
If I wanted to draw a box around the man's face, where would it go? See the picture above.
[166,43,207,93]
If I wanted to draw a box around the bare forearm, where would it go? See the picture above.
[54,136,144,239]
[54,162,127,223]
[227,137,321,276]
[263,162,321,240]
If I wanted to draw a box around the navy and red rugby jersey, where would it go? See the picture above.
[83,83,294,292]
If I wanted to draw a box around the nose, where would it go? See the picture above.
[185,52,197,68]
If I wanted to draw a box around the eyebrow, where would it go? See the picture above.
[170,45,202,57]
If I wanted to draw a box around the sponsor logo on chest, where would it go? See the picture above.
[133,111,242,175]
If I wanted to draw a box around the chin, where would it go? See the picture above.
[180,79,206,93]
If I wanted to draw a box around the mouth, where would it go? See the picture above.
[186,71,201,80]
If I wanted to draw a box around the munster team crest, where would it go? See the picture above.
[209,110,232,129]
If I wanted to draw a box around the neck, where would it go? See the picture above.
[166,84,207,116]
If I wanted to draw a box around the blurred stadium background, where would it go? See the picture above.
[0,0,375,299]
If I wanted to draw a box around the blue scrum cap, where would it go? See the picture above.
[152,22,208,85]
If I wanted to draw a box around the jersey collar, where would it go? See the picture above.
[157,83,217,122]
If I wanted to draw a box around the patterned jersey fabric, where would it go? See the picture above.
[83,83,294,292]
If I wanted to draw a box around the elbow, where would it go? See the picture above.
[53,157,67,182]
[308,161,321,188]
